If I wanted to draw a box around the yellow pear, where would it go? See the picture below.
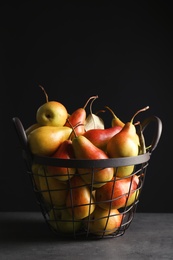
[27,125,72,156]
[85,206,122,236]
[38,166,68,207]
[48,208,82,234]
[106,106,149,177]
[36,85,68,127]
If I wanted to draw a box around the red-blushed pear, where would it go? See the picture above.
[46,139,76,181]
[36,85,68,127]
[66,175,95,220]
[71,135,114,188]
[27,125,72,156]
[83,125,122,152]
[85,206,122,236]
[104,106,125,128]
[64,95,98,139]
[38,166,68,207]
[95,174,140,210]
[106,106,149,177]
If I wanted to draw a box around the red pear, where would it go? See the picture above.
[95,174,140,210]
[66,175,95,220]
[72,135,114,188]
[46,139,76,181]
[83,125,122,151]
[64,95,98,138]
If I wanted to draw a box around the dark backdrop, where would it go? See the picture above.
[1,1,172,212]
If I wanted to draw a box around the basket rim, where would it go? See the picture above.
[32,152,150,168]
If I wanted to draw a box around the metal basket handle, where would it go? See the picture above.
[12,117,33,169]
[137,115,162,153]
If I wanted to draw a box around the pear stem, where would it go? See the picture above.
[131,106,149,123]
[83,95,99,110]
[105,106,121,120]
[39,85,49,103]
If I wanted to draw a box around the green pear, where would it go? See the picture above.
[72,135,114,188]
[106,106,149,177]
[66,175,95,219]
[85,206,122,236]
[48,208,82,234]
[27,125,72,156]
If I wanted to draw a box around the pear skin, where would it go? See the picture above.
[48,208,82,234]
[95,174,139,210]
[38,166,68,207]
[72,135,114,188]
[85,206,122,236]
[46,139,76,181]
[36,100,68,127]
[27,125,72,156]
[64,96,98,139]
[66,175,95,220]
[106,107,149,177]
[83,125,122,152]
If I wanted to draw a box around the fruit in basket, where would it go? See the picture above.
[83,125,122,152]
[105,106,125,128]
[48,208,82,233]
[84,95,104,131]
[66,175,95,219]
[31,163,41,189]
[38,166,68,207]
[46,139,76,181]
[64,95,98,138]
[71,135,114,188]
[27,125,72,156]
[95,174,140,210]
[36,85,68,127]
[85,206,122,236]
[106,106,149,177]
[25,123,41,136]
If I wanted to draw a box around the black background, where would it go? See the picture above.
[1,1,172,212]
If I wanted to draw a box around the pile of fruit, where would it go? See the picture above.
[24,86,149,236]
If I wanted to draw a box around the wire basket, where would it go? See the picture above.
[12,116,162,239]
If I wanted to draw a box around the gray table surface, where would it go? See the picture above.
[0,212,173,260]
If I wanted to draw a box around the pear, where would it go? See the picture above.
[95,174,140,210]
[106,106,149,177]
[105,106,124,127]
[27,125,72,156]
[83,125,122,152]
[64,95,98,138]
[66,175,95,219]
[38,166,68,207]
[84,95,104,131]
[36,85,68,127]
[72,135,114,188]
[25,123,41,136]
[85,206,122,236]
[48,208,82,234]
[46,139,76,181]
